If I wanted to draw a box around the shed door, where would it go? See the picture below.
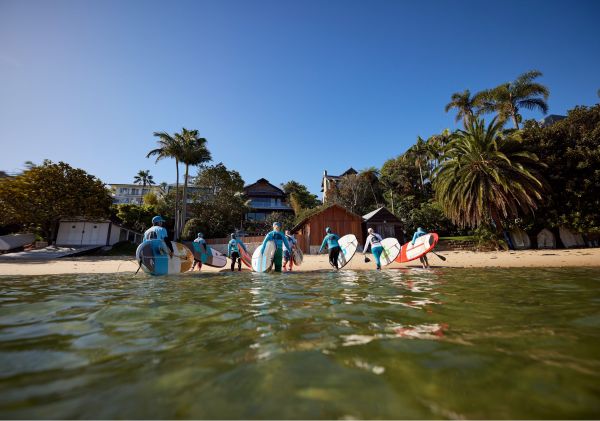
[81,222,107,245]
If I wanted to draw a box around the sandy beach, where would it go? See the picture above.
[1,248,599,276]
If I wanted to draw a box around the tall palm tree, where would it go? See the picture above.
[133,170,155,188]
[478,70,549,129]
[444,89,481,127]
[147,132,184,239]
[407,136,429,191]
[433,117,546,229]
[176,128,212,234]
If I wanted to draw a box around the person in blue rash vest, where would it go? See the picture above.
[412,227,430,268]
[362,227,384,270]
[143,215,173,258]
[260,222,290,272]
[190,232,207,271]
[319,227,341,270]
[228,233,248,272]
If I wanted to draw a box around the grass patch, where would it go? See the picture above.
[439,236,475,241]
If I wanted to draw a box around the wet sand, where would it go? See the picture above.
[1,249,599,276]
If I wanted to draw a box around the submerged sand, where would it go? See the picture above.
[0,249,599,276]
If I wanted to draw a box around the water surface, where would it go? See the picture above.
[1,268,599,419]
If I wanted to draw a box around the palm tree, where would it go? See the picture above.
[444,89,481,127]
[407,136,430,191]
[133,170,155,188]
[147,131,184,239]
[433,117,546,229]
[176,128,212,234]
[478,70,549,129]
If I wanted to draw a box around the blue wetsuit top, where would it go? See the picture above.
[411,229,427,245]
[261,230,290,253]
[319,233,340,253]
[144,226,168,242]
[228,239,247,256]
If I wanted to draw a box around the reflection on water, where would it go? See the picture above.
[1,268,599,419]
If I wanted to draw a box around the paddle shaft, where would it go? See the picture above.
[431,251,446,261]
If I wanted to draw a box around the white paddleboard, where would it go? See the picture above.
[379,238,401,266]
[293,248,303,266]
[337,234,358,268]
[252,241,276,272]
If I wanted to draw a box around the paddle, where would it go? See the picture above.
[431,251,446,261]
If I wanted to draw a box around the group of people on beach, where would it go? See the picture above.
[143,216,431,272]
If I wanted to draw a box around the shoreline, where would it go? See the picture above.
[0,249,599,276]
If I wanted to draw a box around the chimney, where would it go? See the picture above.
[323,170,327,177]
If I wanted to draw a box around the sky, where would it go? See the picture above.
[1,0,599,197]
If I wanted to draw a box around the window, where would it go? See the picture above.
[246,212,267,221]
[119,188,129,194]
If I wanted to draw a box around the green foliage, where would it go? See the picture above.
[0,161,112,241]
[194,163,244,195]
[328,172,381,216]
[403,200,457,236]
[114,203,157,233]
[133,170,155,186]
[265,212,295,231]
[472,225,509,251]
[433,118,546,229]
[521,104,600,232]
[181,218,207,241]
[281,180,319,213]
[478,70,549,129]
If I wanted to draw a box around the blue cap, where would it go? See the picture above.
[231,233,236,238]
[152,215,165,224]
[325,227,331,233]
[197,232,203,238]
[273,222,281,227]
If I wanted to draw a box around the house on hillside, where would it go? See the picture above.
[539,114,566,127]
[321,168,358,203]
[362,207,405,243]
[109,183,162,205]
[243,178,293,222]
[291,204,364,254]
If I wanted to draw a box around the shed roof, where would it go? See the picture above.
[292,204,362,232]
[362,206,402,223]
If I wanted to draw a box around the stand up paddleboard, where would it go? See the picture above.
[379,238,401,266]
[252,241,276,272]
[239,246,252,268]
[183,241,227,268]
[337,234,358,268]
[136,240,194,275]
[395,233,439,264]
[293,248,303,266]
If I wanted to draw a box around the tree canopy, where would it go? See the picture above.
[0,161,112,241]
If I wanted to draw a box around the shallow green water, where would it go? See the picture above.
[0,268,599,419]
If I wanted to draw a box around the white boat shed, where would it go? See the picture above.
[56,219,142,247]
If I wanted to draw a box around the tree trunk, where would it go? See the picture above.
[181,164,189,239]
[174,160,180,241]
[512,113,520,130]
[418,163,424,191]
[390,190,394,214]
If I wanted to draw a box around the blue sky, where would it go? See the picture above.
[1,0,599,196]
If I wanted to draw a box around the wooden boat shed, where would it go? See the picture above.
[362,206,405,243]
[292,204,364,254]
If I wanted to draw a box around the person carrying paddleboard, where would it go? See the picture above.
[319,227,341,270]
[363,227,384,270]
[282,230,297,271]
[190,232,207,271]
[143,215,173,258]
[412,227,430,268]
[260,222,291,272]
[228,233,248,272]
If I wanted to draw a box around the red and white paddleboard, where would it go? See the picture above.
[395,233,439,263]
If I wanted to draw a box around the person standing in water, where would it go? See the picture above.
[190,232,206,271]
[228,233,248,272]
[143,215,173,258]
[319,227,341,270]
[412,227,430,268]
[260,222,290,272]
[362,227,384,270]
[282,230,297,271]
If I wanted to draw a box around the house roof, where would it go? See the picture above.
[291,204,362,232]
[539,114,566,127]
[362,206,402,223]
[321,168,359,191]
[244,178,286,197]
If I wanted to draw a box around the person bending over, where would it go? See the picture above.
[319,227,341,270]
